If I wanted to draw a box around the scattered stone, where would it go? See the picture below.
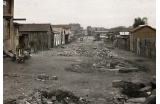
[92,47,97,49]
[108,68,119,73]
[133,81,146,89]
[142,95,156,104]
[16,99,30,104]
[51,76,58,80]
[51,96,57,102]
[61,46,65,48]
[146,92,151,95]
[4,99,16,104]
[76,60,82,62]
[119,68,138,73]
[99,68,109,71]
[126,97,146,103]
[121,81,147,97]
[116,63,125,67]
[3,74,9,77]
[140,86,152,92]
[38,74,49,80]
[13,73,20,77]
[47,101,53,104]
[112,80,124,88]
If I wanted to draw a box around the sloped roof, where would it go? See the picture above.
[19,23,51,32]
[129,25,156,33]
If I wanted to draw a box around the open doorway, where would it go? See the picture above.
[65,34,69,44]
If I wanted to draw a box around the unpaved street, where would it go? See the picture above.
[3,36,156,104]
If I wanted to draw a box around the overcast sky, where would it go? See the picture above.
[14,0,156,29]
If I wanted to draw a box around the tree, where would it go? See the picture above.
[133,17,145,28]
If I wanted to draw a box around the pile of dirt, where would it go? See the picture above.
[4,90,91,104]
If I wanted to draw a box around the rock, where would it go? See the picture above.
[47,101,53,104]
[51,96,57,101]
[108,69,119,73]
[42,97,48,103]
[38,74,49,80]
[133,81,146,89]
[119,68,138,73]
[142,95,156,104]
[112,80,124,88]
[126,97,146,103]
[140,86,152,92]
[4,99,16,104]
[16,99,30,104]
[121,81,147,97]
[76,60,82,62]
[92,47,97,49]
[117,63,125,67]
[51,76,58,80]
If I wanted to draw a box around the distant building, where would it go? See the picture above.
[51,25,71,46]
[87,26,108,36]
[84,30,88,36]
[69,23,82,36]
[87,26,92,36]
[116,28,132,51]
[130,25,156,58]
[51,26,63,47]
[19,23,52,52]
[94,31,109,41]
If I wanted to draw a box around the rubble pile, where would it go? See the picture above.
[36,74,58,81]
[65,43,137,73]
[4,90,91,104]
[112,76,156,104]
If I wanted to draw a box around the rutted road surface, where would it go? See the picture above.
[3,36,155,104]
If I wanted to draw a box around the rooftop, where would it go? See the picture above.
[19,23,51,32]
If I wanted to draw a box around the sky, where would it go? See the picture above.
[14,0,156,29]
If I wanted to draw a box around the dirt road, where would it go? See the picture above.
[3,36,156,103]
